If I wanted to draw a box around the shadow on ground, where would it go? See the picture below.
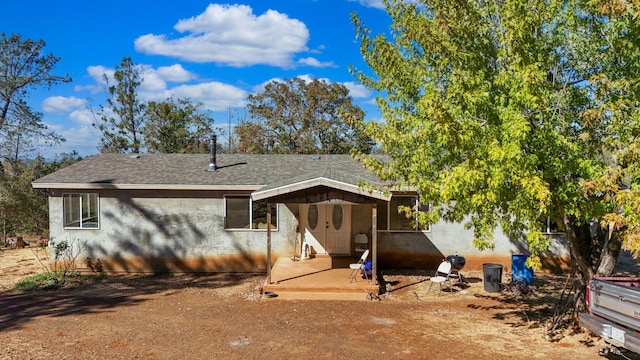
[0,273,261,332]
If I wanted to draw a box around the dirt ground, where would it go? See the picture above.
[0,246,637,360]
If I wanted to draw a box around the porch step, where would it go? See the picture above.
[261,290,379,301]
[262,283,378,293]
[261,281,379,301]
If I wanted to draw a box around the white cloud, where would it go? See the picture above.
[72,65,112,94]
[296,57,336,68]
[251,76,371,100]
[296,74,327,83]
[74,84,102,93]
[42,96,86,114]
[342,82,372,98]
[139,65,168,96]
[156,64,196,82]
[39,122,102,157]
[251,75,327,92]
[137,64,198,99]
[84,64,168,97]
[68,108,95,126]
[76,62,247,113]
[87,65,113,85]
[134,4,310,67]
[252,77,282,93]
[79,63,194,95]
[350,0,385,9]
[170,82,248,111]
[60,125,102,156]
[308,45,325,55]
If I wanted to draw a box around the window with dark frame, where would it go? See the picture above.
[251,199,278,229]
[377,195,430,232]
[225,195,278,230]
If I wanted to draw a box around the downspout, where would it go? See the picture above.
[372,203,378,285]
[267,203,272,284]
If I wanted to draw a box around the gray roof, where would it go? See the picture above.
[32,153,390,200]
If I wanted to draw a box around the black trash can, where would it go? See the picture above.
[483,263,503,293]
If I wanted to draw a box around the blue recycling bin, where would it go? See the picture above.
[511,255,534,285]
[362,261,372,277]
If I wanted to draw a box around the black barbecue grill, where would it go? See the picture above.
[445,253,466,283]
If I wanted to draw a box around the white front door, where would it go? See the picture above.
[302,204,351,255]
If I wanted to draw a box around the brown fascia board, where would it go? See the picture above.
[31,182,263,191]
[251,177,390,202]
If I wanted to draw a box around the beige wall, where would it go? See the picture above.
[46,189,569,274]
[349,203,570,273]
[47,189,297,273]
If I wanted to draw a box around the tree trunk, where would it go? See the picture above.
[560,211,595,314]
[562,214,593,280]
[595,224,622,276]
[560,211,624,318]
[16,236,27,248]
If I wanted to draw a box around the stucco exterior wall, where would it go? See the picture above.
[349,204,570,273]
[46,191,570,274]
[376,222,570,272]
[47,189,298,273]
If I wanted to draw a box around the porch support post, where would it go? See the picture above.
[372,203,378,285]
[266,203,272,284]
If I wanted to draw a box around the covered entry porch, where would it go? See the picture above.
[262,255,379,300]
[252,173,389,299]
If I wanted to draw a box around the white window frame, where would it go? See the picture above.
[541,217,565,234]
[63,193,99,229]
[224,195,278,230]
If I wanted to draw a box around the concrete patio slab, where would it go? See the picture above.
[262,256,378,300]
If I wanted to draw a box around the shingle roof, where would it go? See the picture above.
[32,153,388,196]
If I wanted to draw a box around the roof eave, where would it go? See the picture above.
[251,177,390,202]
[31,183,263,191]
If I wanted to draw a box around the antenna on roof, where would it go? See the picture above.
[208,135,217,171]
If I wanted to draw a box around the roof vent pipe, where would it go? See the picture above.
[208,135,217,171]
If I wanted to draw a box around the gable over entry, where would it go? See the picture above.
[252,172,389,285]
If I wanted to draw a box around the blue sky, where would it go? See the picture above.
[3,0,391,158]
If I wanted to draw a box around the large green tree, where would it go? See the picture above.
[95,58,216,154]
[143,97,214,154]
[0,33,70,166]
[0,33,70,240]
[94,57,145,153]
[236,77,374,154]
[352,0,640,288]
[0,152,81,237]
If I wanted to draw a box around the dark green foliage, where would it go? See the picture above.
[144,97,214,154]
[0,152,81,237]
[94,57,216,154]
[352,0,640,284]
[235,77,374,154]
[94,57,145,153]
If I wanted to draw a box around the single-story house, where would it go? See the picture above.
[31,149,571,280]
